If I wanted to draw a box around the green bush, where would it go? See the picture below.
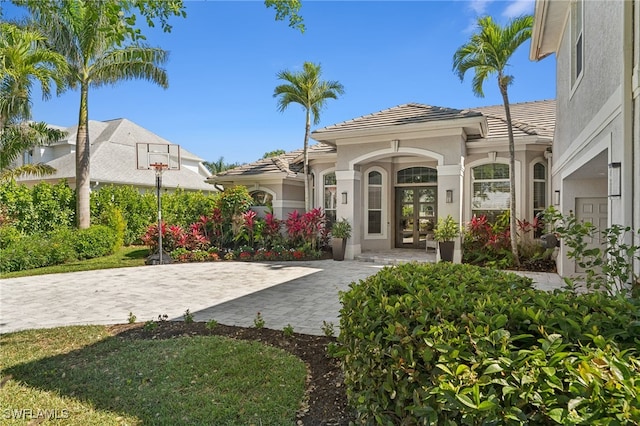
[91,185,156,245]
[338,262,640,424]
[161,188,218,227]
[97,206,126,250]
[0,180,75,235]
[0,225,22,249]
[0,232,75,273]
[73,225,118,259]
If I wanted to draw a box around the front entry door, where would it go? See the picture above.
[395,187,437,248]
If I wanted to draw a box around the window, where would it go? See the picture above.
[571,0,584,85]
[471,163,510,222]
[533,163,546,218]
[397,167,437,184]
[367,170,383,235]
[23,150,33,165]
[250,190,273,207]
[323,172,337,225]
[533,162,546,237]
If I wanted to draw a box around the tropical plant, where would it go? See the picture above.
[453,15,533,266]
[433,214,460,242]
[16,0,185,229]
[330,218,352,240]
[273,62,344,212]
[0,21,67,180]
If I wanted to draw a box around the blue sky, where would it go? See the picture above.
[7,0,555,165]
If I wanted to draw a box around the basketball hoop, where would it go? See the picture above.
[137,143,180,265]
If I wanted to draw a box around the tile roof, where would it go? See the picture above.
[209,99,556,179]
[212,148,304,178]
[18,119,215,191]
[469,99,556,140]
[312,103,483,134]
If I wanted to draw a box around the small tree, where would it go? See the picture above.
[453,15,533,266]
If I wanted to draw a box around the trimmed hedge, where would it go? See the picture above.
[338,262,640,425]
[0,225,118,273]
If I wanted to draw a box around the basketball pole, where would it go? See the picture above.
[155,165,163,265]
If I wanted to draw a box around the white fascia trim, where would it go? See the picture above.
[349,146,445,169]
[553,86,622,176]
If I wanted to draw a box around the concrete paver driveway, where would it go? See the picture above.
[0,260,564,336]
[0,260,385,336]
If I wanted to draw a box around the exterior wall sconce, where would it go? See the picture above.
[608,162,621,197]
[341,191,348,204]
[554,190,560,205]
[445,189,453,203]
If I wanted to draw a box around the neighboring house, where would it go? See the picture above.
[209,100,555,260]
[530,0,639,277]
[15,118,215,193]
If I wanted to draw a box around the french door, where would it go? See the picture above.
[395,187,437,248]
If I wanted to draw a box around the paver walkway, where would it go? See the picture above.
[0,260,564,336]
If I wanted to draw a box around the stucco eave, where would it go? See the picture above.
[206,172,302,185]
[530,0,570,60]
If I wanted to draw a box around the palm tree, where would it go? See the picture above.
[453,15,533,266]
[274,62,344,212]
[204,156,239,174]
[22,1,170,228]
[0,21,67,180]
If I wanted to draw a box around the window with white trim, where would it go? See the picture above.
[471,163,510,222]
[571,0,584,86]
[23,149,33,165]
[250,190,273,207]
[532,163,546,219]
[366,170,383,235]
[323,172,337,225]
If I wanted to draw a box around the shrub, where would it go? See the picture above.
[161,188,218,227]
[0,231,75,273]
[91,185,156,245]
[0,180,75,235]
[96,206,126,250]
[338,262,640,424]
[73,225,118,259]
[0,225,22,249]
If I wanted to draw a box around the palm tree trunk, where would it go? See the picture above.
[303,110,311,212]
[500,82,520,266]
[75,82,91,229]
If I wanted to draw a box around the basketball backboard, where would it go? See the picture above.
[136,143,180,170]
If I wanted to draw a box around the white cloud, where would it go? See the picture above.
[468,0,494,15]
[502,0,535,18]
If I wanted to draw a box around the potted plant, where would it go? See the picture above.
[331,218,352,261]
[433,215,460,262]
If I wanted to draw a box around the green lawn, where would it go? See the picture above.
[0,246,148,279]
[0,326,307,425]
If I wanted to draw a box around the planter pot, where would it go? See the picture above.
[332,237,347,261]
[438,241,455,262]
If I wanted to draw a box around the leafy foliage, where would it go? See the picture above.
[545,207,640,297]
[338,262,640,424]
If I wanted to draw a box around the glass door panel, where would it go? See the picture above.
[396,187,437,248]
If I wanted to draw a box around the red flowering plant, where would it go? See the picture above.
[462,213,512,266]
[262,211,283,248]
[285,208,327,250]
